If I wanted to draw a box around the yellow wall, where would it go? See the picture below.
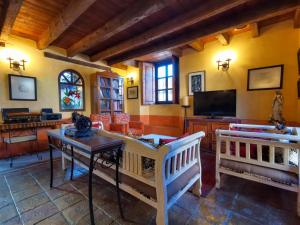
[1,20,299,123]
[180,20,300,122]
[130,20,300,122]
[0,35,126,121]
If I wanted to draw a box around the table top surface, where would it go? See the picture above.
[48,128,124,154]
[0,120,64,131]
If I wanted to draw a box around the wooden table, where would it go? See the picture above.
[47,129,124,225]
[0,120,63,131]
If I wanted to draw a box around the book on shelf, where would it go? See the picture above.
[100,99,110,110]
[100,88,111,98]
[113,100,123,111]
[112,79,119,89]
[100,78,111,87]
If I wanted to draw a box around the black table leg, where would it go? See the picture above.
[116,147,124,219]
[88,154,95,225]
[70,146,74,180]
[48,136,53,188]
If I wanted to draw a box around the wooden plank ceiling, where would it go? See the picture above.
[0,0,298,65]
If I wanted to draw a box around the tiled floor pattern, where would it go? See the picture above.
[0,158,299,225]
[0,150,61,173]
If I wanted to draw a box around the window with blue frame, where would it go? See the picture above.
[155,57,179,104]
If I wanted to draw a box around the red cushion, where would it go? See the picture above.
[230,142,257,158]
[159,133,190,145]
[159,138,177,145]
[92,122,100,128]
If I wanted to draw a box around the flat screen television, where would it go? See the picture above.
[194,89,236,117]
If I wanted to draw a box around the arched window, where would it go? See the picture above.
[58,69,85,111]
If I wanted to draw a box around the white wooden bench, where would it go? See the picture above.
[216,123,300,216]
[62,128,205,225]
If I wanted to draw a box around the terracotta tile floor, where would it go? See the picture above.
[0,154,299,225]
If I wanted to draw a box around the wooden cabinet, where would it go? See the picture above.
[187,117,241,152]
[91,71,124,115]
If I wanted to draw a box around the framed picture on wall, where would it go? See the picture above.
[127,86,138,99]
[247,65,284,91]
[188,71,205,95]
[8,74,37,101]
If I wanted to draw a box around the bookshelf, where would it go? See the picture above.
[91,71,124,114]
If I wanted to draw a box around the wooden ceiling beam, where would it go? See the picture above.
[107,1,299,65]
[169,48,182,57]
[37,0,96,49]
[216,33,230,45]
[188,39,204,51]
[251,22,260,37]
[294,8,300,28]
[67,0,169,57]
[0,0,23,41]
[90,0,251,62]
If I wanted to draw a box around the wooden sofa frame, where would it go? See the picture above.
[62,129,205,225]
[215,123,300,216]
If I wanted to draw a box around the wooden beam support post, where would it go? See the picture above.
[37,0,96,49]
[294,8,300,28]
[216,33,230,45]
[251,23,260,37]
[169,48,183,57]
[67,0,169,57]
[106,1,299,65]
[188,39,204,51]
[90,0,250,61]
[0,0,23,41]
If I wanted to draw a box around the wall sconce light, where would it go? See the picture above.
[217,58,231,71]
[7,57,26,71]
[127,76,134,86]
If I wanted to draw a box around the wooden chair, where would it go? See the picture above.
[112,113,144,136]
[90,113,126,134]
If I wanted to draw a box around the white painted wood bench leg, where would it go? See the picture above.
[156,206,168,225]
[192,143,202,196]
[192,179,202,197]
[156,157,168,225]
[215,135,221,189]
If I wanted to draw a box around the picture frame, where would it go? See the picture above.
[127,86,138,99]
[247,65,284,91]
[188,71,205,95]
[8,74,37,101]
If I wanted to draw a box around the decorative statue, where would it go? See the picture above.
[71,111,80,123]
[75,116,92,133]
[65,114,94,137]
[270,91,285,129]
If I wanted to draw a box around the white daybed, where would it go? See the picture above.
[215,123,300,216]
[62,128,205,225]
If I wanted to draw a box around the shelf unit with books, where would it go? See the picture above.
[91,71,124,115]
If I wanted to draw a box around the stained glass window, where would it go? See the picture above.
[58,70,85,111]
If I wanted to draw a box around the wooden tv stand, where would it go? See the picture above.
[186,117,241,152]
